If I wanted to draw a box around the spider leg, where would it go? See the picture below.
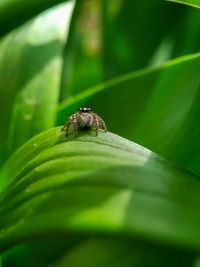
[62,113,79,137]
[99,117,107,132]
[93,114,99,136]
[72,114,78,136]
[62,115,73,136]
[65,119,72,136]
[61,125,66,131]
[61,120,69,131]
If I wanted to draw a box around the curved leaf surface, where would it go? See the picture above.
[0,127,200,253]
[57,53,200,176]
[0,0,71,37]
[168,0,200,9]
[0,3,73,165]
[60,0,103,100]
[52,238,194,267]
[102,0,185,77]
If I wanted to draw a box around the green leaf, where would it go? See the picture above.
[0,3,73,165]
[60,0,187,100]
[52,238,195,267]
[1,127,200,254]
[101,0,185,77]
[2,238,79,267]
[167,0,200,9]
[0,0,71,37]
[60,0,103,99]
[57,53,200,176]
[170,7,200,59]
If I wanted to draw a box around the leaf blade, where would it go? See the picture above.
[57,53,200,176]
[0,0,71,37]
[0,3,74,164]
[167,0,200,9]
[1,128,200,252]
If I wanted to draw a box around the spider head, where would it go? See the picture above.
[79,107,91,113]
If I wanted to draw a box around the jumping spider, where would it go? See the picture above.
[62,107,107,136]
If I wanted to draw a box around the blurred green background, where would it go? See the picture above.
[1,0,200,266]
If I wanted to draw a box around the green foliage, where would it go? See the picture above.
[0,2,72,165]
[0,128,198,266]
[0,0,68,38]
[57,53,200,177]
[168,0,200,9]
[1,0,200,266]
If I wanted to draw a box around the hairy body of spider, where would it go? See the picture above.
[62,107,107,136]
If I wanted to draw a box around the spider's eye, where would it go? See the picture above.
[79,107,91,113]
[84,107,91,112]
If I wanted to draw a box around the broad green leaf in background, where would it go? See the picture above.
[168,0,200,9]
[1,0,200,266]
[52,238,194,267]
[0,0,72,38]
[2,237,81,267]
[2,238,195,267]
[110,0,200,75]
[195,258,200,267]
[57,53,200,177]
[60,0,184,100]
[0,128,199,265]
[170,6,200,58]
[167,0,200,59]
[59,0,200,102]
[0,2,74,166]
[60,0,103,100]
[101,0,184,77]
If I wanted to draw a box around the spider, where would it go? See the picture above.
[62,107,107,136]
